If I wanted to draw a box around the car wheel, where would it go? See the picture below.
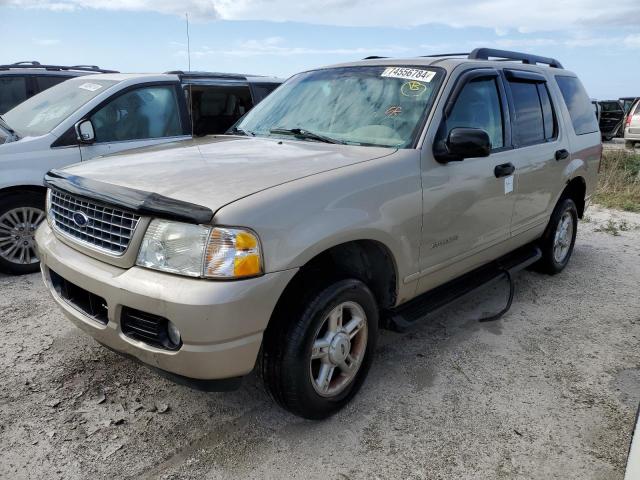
[0,191,46,275]
[535,198,578,275]
[261,278,378,419]
[625,141,635,149]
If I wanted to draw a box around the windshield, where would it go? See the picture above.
[235,66,443,148]
[3,78,118,137]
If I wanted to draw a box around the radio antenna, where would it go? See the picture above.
[185,12,192,72]
[185,12,194,138]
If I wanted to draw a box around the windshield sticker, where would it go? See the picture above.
[385,106,403,117]
[401,81,427,98]
[78,83,103,92]
[381,67,436,82]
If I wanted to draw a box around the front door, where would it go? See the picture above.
[79,83,189,161]
[417,71,516,293]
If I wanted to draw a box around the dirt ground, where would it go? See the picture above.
[1,206,639,480]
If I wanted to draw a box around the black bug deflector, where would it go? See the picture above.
[44,169,214,224]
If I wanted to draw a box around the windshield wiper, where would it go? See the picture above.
[228,126,254,136]
[270,127,345,145]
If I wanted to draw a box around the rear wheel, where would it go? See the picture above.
[261,278,378,419]
[535,198,578,275]
[0,191,46,275]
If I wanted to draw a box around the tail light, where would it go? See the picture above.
[626,114,633,126]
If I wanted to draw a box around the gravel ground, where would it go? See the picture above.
[1,206,639,480]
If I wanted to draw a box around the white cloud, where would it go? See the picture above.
[624,34,640,49]
[2,0,639,32]
[33,37,61,46]
[174,37,411,58]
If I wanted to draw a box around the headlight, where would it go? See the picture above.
[136,219,263,279]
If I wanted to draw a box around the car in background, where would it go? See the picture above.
[0,61,117,114]
[591,99,601,122]
[0,71,282,274]
[620,97,640,115]
[598,100,626,141]
[624,98,640,148]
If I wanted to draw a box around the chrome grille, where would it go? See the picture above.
[48,189,140,255]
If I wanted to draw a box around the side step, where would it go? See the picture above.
[384,244,542,333]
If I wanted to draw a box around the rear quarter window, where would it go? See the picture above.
[555,76,599,135]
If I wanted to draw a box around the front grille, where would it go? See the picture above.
[49,189,140,255]
[121,307,180,351]
[49,269,109,324]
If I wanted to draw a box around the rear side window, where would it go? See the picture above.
[509,82,544,145]
[555,76,599,135]
[507,80,556,146]
[600,101,623,113]
[35,76,68,92]
[250,83,280,103]
[0,76,28,113]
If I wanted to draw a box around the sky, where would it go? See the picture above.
[0,0,639,99]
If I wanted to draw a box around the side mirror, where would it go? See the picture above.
[75,120,95,144]
[435,127,492,163]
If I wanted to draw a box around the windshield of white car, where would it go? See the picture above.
[234,66,443,148]
[3,78,118,137]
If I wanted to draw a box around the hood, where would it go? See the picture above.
[61,135,396,214]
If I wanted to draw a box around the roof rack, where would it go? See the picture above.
[468,48,563,69]
[422,53,469,58]
[0,62,118,73]
[362,56,388,60]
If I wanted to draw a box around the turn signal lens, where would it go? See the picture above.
[204,227,262,278]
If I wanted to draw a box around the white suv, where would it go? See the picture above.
[0,71,282,273]
[624,98,640,148]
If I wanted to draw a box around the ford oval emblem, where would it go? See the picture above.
[72,211,89,228]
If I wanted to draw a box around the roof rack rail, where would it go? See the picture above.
[422,53,469,58]
[468,48,563,69]
[362,56,388,60]
[0,62,118,73]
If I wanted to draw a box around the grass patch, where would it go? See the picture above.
[594,150,640,212]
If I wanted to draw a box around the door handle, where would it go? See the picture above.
[494,162,515,178]
[555,149,569,161]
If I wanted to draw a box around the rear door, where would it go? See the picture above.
[79,82,190,160]
[599,101,625,138]
[503,69,570,236]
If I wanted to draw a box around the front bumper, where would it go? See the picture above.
[36,223,297,385]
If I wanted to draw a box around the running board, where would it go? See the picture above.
[384,244,542,333]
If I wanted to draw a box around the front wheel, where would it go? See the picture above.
[0,191,46,275]
[261,279,378,419]
[535,198,578,275]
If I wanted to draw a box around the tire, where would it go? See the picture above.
[0,191,46,275]
[535,197,578,275]
[625,140,635,149]
[261,278,379,419]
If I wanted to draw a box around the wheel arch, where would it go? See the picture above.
[266,239,399,336]
[0,184,47,200]
[560,176,587,218]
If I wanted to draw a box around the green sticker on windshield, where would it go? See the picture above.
[401,81,427,98]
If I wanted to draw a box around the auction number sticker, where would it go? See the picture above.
[78,83,103,92]
[381,67,436,82]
